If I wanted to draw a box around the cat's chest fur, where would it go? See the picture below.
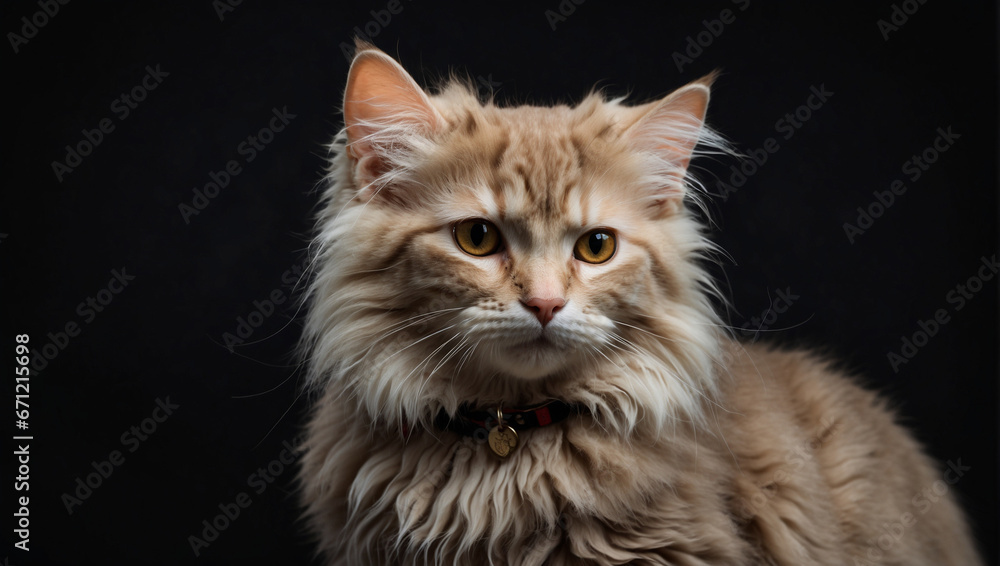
[305,381,744,565]
[301,343,873,565]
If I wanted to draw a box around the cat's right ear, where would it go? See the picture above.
[343,45,444,199]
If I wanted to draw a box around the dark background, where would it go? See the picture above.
[3,1,997,564]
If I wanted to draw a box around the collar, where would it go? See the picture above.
[432,400,586,439]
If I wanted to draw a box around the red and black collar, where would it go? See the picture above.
[432,400,585,439]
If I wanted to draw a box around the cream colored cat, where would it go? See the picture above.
[298,42,982,565]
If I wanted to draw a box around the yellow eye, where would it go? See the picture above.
[454,219,502,256]
[574,230,616,264]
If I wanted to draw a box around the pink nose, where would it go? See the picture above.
[522,297,566,327]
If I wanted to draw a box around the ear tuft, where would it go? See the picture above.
[352,36,376,54]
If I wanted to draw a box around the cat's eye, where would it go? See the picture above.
[454,219,502,256]
[574,230,617,264]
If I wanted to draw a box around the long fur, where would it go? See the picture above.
[297,46,982,565]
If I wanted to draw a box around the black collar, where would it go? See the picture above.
[433,400,585,438]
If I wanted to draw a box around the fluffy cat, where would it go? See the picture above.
[298,42,982,565]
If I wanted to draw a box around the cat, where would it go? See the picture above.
[297,41,983,565]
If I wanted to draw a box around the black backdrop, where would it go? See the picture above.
[4,1,997,564]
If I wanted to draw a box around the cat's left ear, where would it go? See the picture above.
[623,73,714,216]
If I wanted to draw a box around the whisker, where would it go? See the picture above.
[252,388,306,451]
[376,324,460,367]
[232,369,300,399]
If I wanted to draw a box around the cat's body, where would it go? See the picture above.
[302,342,977,565]
[299,43,981,565]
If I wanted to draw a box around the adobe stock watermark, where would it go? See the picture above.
[672,0,750,73]
[717,83,834,201]
[476,74,502,96]
[12,439,31,551]
[60,397,180,515]
[219,256,308,352]
[843,126,959,243]
[212,0,243,21]
[338,0,412,61]
[7,0,71,54]
[545,0,586,30]
[177,106,296,224]
[851,458,970,565]
[737,287,799,340]
[29,267,136,372]
[187,435,302,557]
[50,64,169,182]
[877,0,929,41]
[886,253,996,373]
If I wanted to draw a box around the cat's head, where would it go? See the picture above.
[302,43,727,436]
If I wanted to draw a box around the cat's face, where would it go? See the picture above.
[304,44,722,425]
[363,101,697,381]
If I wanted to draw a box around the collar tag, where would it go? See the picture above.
[487,405,518,458]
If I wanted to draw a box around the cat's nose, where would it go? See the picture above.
[522,297,566,327]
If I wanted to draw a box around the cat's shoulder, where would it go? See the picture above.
[721,340,874,398]
[717,339,897,439]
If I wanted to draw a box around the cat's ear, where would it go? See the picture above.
[343,43,444,199]
[623,73,714,216]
